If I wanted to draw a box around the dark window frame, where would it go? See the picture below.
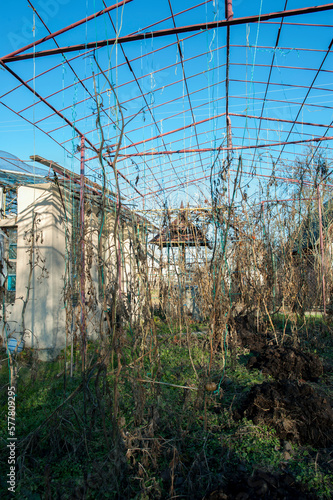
[0,226,17,304]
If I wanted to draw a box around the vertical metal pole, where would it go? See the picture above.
[317,184,326,315]
[225,1,233,207]
[117,190,122,299]
[80,136,86,366]
[178,243,185,320]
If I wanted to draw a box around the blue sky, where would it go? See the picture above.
[0,0,332,210]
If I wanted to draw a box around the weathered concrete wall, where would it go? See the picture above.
[0,183,149,359]
[1,183,67,360]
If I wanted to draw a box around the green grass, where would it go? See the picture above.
[221,419,282,469]
[0,322,332,499]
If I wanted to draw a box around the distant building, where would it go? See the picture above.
[0,152,152,359]
[291,199,333,311]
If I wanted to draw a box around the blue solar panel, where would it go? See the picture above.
[0,151,47,177]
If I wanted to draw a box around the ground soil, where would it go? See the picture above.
[235,380,333,448]
[246,345,324,381]
[204,468,317,499]
[234,317,324,381]
[234,325,274,352]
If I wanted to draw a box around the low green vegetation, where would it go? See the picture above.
[0,318,332,499]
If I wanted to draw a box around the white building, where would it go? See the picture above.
[0,152,152,360]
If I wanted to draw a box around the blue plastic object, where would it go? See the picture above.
[7,338,24,354]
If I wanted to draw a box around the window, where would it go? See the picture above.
[0,227,17,304]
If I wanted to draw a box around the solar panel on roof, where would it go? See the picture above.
[0,151,47,177]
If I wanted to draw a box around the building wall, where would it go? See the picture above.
[1,183,67,360]
[0,181,151,359]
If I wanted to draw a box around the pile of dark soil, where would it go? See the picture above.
[204,468,316,499]
[235,381,333,447]
[246,346,323,381]
[235,328,272,352]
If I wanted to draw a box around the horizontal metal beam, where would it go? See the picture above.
[3,3,333,62]
[31,155,120,199]
[0,60,143,197]
[113,134,333,157]
[131,165,333,201]
[229,112,333,129]
[103,110,332,157]
[1,0,132,61]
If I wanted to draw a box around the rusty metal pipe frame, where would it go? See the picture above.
[80,136,87,363]
[119,140,333,183]
[134,153,333,195]
[275,37,333,165]
[1,3,213,103]
[32,35,221,128]
[26,0,125,158]
[85,125,332,178]
[2,2,332,205]
[0,100,74,159]
[87,108,333,160]
[86,133,314,185]
[117,142,333,195]
[101,0,168,200]
[317,184,327,315]
[104,0,183,188]
[60,70,332,149]
[2,0,133,61]
[0,48,94,101]
[116,144,332,188]
[249,0,288,171]
[1,99,132,196]
[167,0,205,174]
[84,93,333,159]
[130,165,333,202]
[3,26,205,103]
[130,147,333,190]
[10,43,332,127]
[124,148,333,194]
[3,3,333,62]
[225,0,233,204]
[95,116,333,186]
[9,42,331,112]
[56,71,333,146]
[104,134,333,158]
[44,55,333,132]
[0,61,143,198]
